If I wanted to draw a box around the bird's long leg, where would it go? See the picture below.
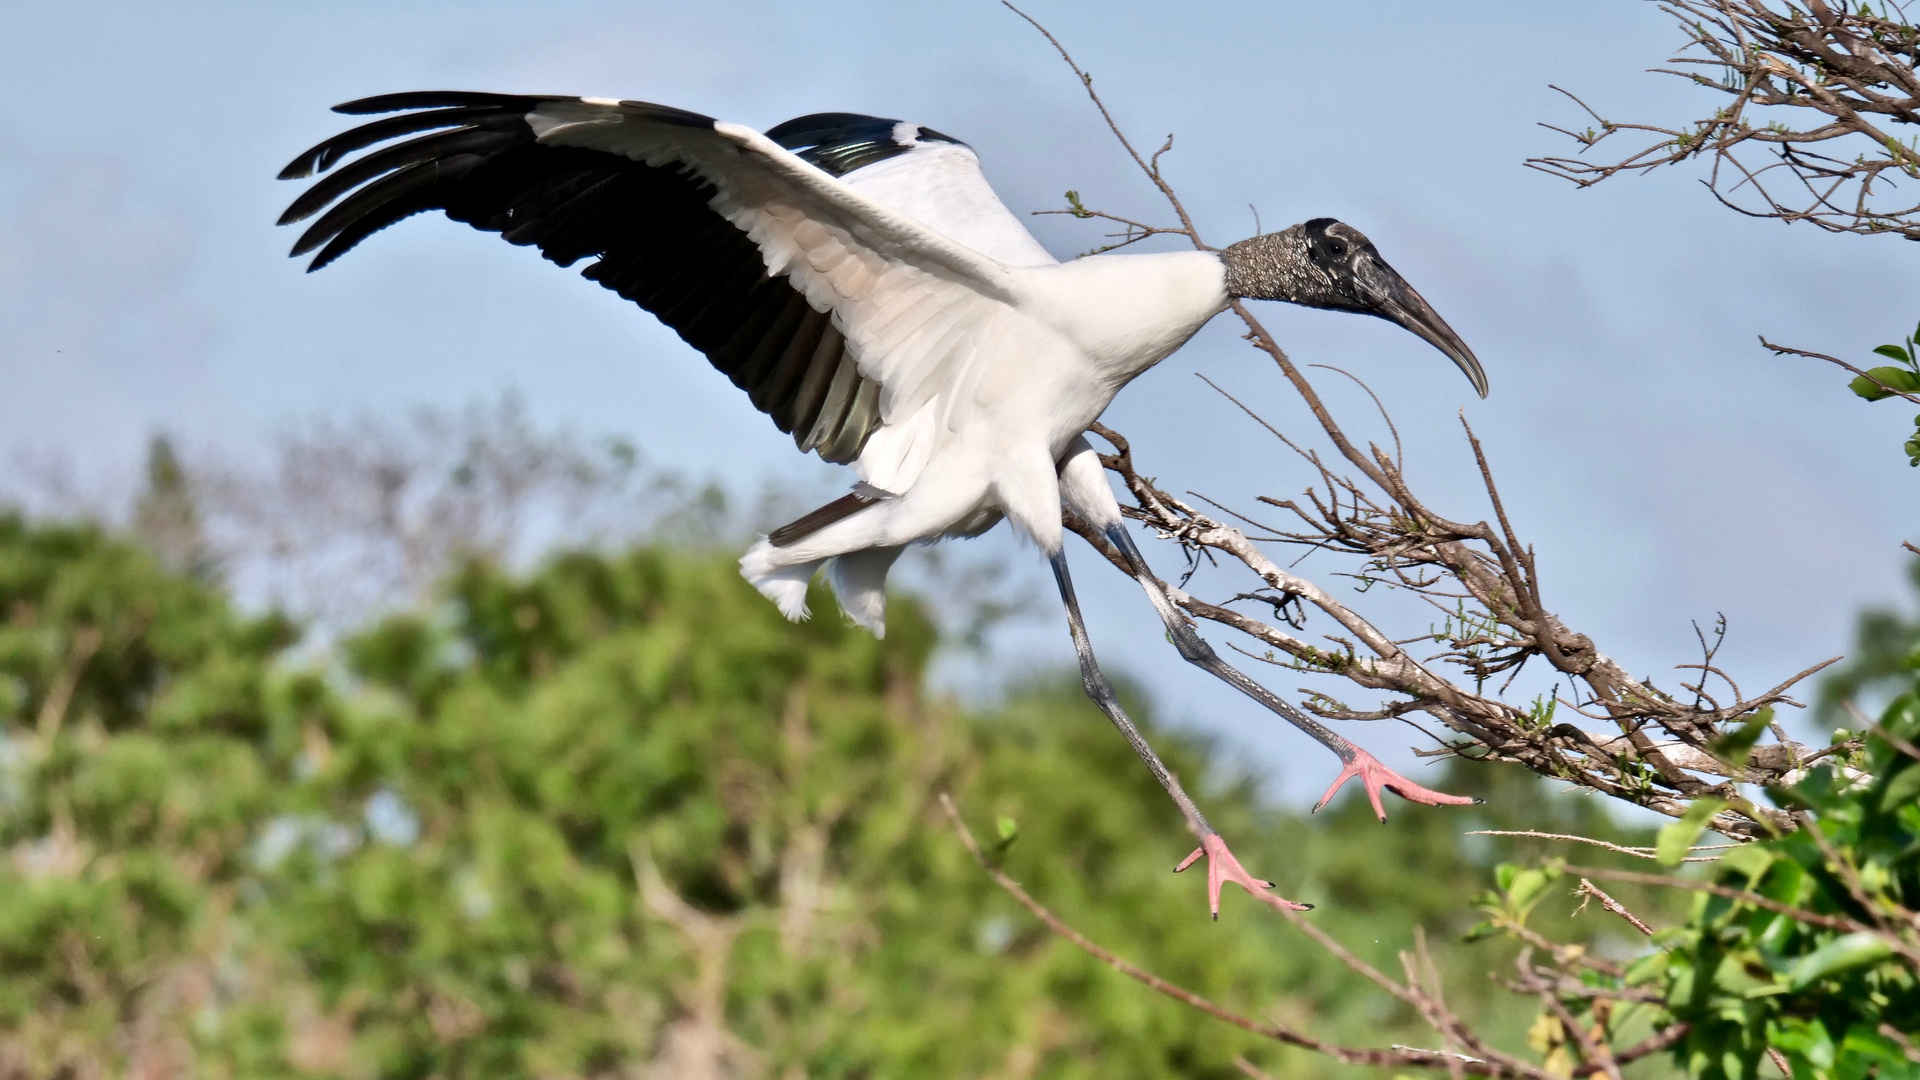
[1048,548,1309,917]
[1100,523,1479,822]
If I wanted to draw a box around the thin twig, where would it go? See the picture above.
[1575,879,1656,937]
[1233,1057,1279,1080]
[1565,864,1920,963]
[937,794,1547,1077]
[1761,337,1920,405]
[1001,3,1206,244]
[1308,362,1405,471]
[1466,830,1733,863]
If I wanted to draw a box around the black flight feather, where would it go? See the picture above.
[278,93,904,463]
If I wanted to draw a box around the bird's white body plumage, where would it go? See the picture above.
[525,99,1228,633]
[280,90,1486,889]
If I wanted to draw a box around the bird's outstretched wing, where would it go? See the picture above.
[278,92,1022,467]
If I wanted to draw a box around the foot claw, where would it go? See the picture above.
[1174,834,1311,916]
[1312,746,1478,822]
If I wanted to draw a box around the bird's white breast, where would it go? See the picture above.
[1012,250,1229,388]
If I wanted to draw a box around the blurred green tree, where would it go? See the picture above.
[0,511,297,1075]
[0,512,1672,1079]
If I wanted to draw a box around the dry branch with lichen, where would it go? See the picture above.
[976,7,1920,1079]
[1530,0,1920,241]
[1010,1,1839,841]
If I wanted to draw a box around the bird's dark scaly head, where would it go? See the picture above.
[1221,219,1487,398]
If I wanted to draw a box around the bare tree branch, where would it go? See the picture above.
[1530,1,1920,241]
[1010,19,1841,833]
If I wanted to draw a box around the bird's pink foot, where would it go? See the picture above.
[1174,833,1312,918]
[1313,746,1481,822]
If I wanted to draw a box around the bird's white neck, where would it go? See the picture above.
[1014,250,1229,387]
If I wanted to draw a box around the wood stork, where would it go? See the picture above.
[278,92,1488,915]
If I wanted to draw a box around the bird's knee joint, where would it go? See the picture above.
[1174,634,1216,663]
[1078,671,1116,703]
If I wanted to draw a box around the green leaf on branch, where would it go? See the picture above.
[1710,709,1772,772]
[1880,762,1920,811]
[1484,859,1563,928]
[1848,366,1920,401]
[1624,950,1669,985]
[1716,842,1773,883]
[1657,797,1726,866]
[1771,1017,1836,1071]
[1785,932,1895,989]
[1460,920,1500,943]
[992,814,1020,858]
[1883,693,1920,742]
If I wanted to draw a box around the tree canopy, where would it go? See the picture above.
[0,512,1680,1079]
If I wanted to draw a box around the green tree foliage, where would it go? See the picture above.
[0,512,297,1072]
[0,511,1678,1079]
[1475,700,1920,1080]
[1649,703,1919,1080]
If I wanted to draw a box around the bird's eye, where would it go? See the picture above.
[1326,241,1346,257]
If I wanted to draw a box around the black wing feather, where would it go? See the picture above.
[333,91,556,115]
[278,105,513,180]
[714,285,806,379]
[280,125,525,226]
[278,92,890,463]
[779,313,842,435]
[299,158,483,265]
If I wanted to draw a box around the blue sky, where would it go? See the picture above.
[3,1,1915,804]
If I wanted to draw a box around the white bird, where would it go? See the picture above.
[279,92,1487,915]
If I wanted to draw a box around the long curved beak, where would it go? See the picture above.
[1367,270,1488,399]
[1382,282,1482,399]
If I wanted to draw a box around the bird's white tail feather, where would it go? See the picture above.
[827,546,905,638]
[740,540,821,622]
